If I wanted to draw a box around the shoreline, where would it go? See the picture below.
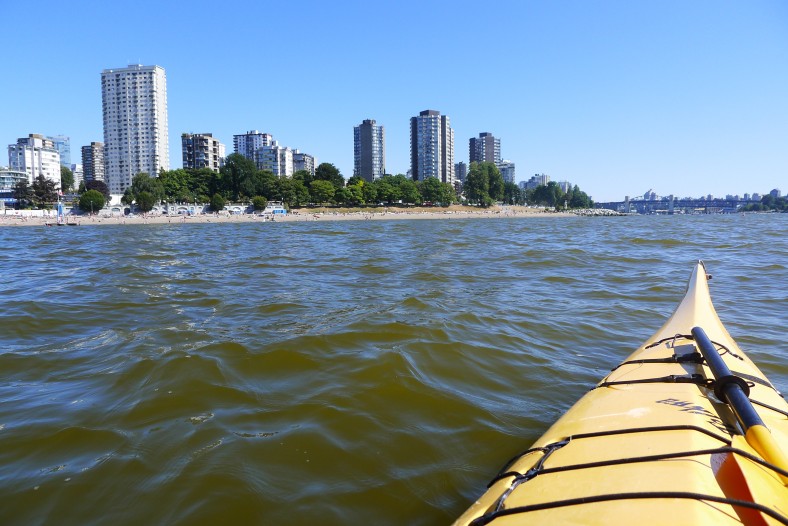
[0,206,590,228]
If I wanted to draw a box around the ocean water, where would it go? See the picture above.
[0,213,785,525]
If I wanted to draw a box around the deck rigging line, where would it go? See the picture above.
[469,491,788,526]
[481,427,788,525]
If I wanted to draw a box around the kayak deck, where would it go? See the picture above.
[454,262,788,525]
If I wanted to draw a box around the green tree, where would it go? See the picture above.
[487,164,505,202]
[464,162,491,206]
[399,179,421,205]
[440,181,457,206]
[158,169,193,202]
[85,180,110,201]
[503,182,521,205]
[121,188,134,206]
[252,196,268,211]
[189,168,219,200]
[569,185,592,208]
[273,178,310,207]
[31,174,58,208]
[136,191,156,212]
[362,182,378,205]
[530,182,565,208]
[347,175,365,186]
[375,179,399,204]
[294,181,310,207]
[315,163,345,190]
[292,169,314,188]
[220,153,257,200]
[344,183,365,206]
[210,193,226,212]
[310,180,335,204]
[334,187,352,205]
[418,177,442,204]
[79,190,105,214]
[131,173,164,203]
[250,170,277,200]
[12,180,32,209]
[60,166,74,192]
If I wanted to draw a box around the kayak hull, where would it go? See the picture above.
[454,262,788,525]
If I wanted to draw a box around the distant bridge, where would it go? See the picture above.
[595,198,753,215]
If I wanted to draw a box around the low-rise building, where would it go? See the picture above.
[521,173,550,190]
[8,134,61,188]
[71,164,84,188]
[497,160,515,184]
[293,150,316,175]
[0,168,29,208]
[234,130,273,163]
[259,141,293,177]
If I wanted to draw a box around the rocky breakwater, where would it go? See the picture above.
[572,208,624,217]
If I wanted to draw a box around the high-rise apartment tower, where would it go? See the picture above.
[469,132,501,164]
[410,110,454,184]
[353,119,385,181]
[101,64,169,194]
[81,142,105,182]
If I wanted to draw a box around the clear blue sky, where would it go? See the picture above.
[2,0,786,201]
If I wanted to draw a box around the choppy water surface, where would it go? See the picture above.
[1,214,786,525]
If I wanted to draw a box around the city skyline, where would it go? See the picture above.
[1,1,786,201]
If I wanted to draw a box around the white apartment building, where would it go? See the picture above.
[234,130,273,163]
[259,141,293,177]
[101,64,169,194]
[521,173,550,190]
[497,160,516,184]
[71,164,84,188]
[7,134,61,188]
[410,110,454,185]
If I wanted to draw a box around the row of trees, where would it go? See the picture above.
[11,175,59,209]
[12,169,108,210]
[133,157,591,211]
[10,156,593,213]
[464,162,593,209]
[116,154,459,211]
[739,194,787,212]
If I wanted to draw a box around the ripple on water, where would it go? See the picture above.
[0,214,786,525]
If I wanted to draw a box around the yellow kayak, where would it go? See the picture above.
[454,262,788,525]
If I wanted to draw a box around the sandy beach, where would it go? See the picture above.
[0,205,579,228]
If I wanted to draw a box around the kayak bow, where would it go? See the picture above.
[454,262,788,526]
